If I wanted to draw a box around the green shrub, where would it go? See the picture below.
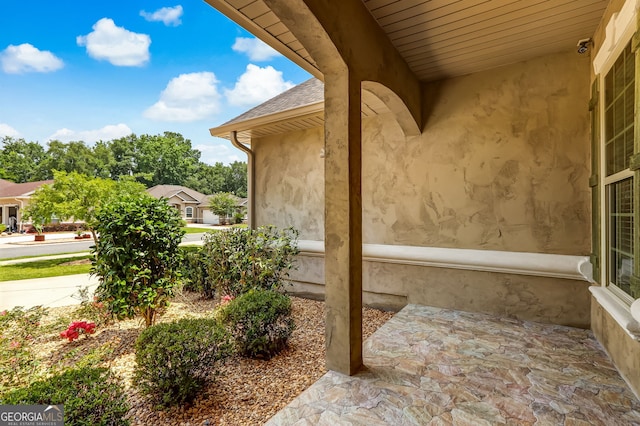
[220,289,295,359]
[0,367,130,426]
[134,318,233,407]
[179,246,211,296]
[201,225,299,299]
[92,195,185,327]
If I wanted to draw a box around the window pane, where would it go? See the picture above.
[608,178,635,296]
[604,40,635,176]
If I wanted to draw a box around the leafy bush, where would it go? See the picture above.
[134,318,233,407]
[219,289,294,359]
[179,246,210,295]
[92,195,185,327]
[201,225,299,299]
[0,366,130,426]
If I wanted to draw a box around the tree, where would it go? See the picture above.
[225,161,248,197]
[92,195,185,327]
[38,140,102,178]
[0,137,48,182]
[134,132,200,187]
[208,192,238,224]
[23,171,146,240]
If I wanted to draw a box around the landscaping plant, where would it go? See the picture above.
[0,366,130,426]
[92,194,185,327]
[0,306,48,391]
[201,225,299,299]
[134,317,233,407]
[219,289,295,359]
[179,245,210,295]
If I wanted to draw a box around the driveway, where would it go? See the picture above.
[0,274,99,310]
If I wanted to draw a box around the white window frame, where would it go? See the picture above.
[185,206,193,219]
[597,4,637,305]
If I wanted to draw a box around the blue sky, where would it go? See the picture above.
[0,1,311,164]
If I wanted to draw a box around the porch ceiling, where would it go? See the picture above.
[204,0,609,82]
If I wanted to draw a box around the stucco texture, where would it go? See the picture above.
[254,51,590,255]
[363,51,591,254]
[254,126,325,241]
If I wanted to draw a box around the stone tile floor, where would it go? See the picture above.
[266,304,640,425]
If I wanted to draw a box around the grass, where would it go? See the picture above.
[0,251,90,262]
[182,227,214,234]
[0,256,92,281]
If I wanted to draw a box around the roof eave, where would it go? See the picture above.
[203,0,322,80]
[210,101,324,139]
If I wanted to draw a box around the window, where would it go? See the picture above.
[603,41,636,300]
[185,206,193,219]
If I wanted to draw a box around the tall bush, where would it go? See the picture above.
[134,318,233,406]
[200,225,299,299]
[179,246,210,295]
[92,195,185,327]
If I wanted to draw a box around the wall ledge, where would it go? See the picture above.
[590,286,640,341]
[297,240,593,282]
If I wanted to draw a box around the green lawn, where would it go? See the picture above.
[182,226,215,234]
[0,256,92,281]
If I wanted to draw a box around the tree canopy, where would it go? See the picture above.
[0,133,247,196]
[23,171,147,239]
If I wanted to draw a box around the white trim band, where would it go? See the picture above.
[297,240,593,282]
[590,286,640,340]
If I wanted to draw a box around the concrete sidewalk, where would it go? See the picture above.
[0,274,99,310]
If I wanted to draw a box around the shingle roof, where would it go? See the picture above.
[146,185,209,203]
[0,179,53,197]
[221,78,323,126]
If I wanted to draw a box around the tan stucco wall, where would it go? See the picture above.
[254,126,325,241]
[364,50,591,254]
[256,50,591,254]
[255,50,592,325]
[591,296,640,397]
[288,253,590,326]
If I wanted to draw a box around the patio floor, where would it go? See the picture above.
[266,304,640,425]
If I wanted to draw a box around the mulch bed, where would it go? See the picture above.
[37,291,394,425]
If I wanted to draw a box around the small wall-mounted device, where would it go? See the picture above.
[577,38,592,54]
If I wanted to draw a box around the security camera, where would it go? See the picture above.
[577,38,592,54]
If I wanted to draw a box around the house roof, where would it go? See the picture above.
[210,78,391,142]
[0,179,53,198]
[204,0,608,82]
[223,78,323,126]
[146,185,209,205]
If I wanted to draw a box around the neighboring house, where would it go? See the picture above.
[146,185,247,224]
[206,0,640,396]
[0,178,53,231]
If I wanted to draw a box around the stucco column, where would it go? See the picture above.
[324,70,363,375]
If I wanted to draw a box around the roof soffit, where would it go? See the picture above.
[205,0,609,82]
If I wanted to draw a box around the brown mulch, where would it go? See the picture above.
[38,291,395,425]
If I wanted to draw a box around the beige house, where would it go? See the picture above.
[147,185,217,224]
[0,178,53,231]
[206,0,640,398]
[147,184,247,224]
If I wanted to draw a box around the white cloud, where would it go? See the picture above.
[0,123,21,138]
[47,123,132,144]
[195,142,242,165]
[144,72,221,122]
[225,64,294,107]
[140,5,183,26]
[232,37,281,61]
[0,43,63,74]
[77,18,151,66]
